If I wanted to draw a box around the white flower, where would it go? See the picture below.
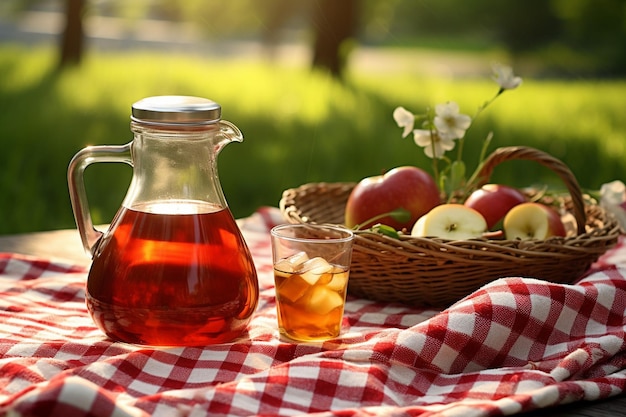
[413,129,457,159]
[393,106,415,138]
[492,63,522,90]
[434,102,471,140]
[600,180,626,230]
[600,180,626,206]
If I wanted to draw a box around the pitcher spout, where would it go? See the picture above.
[218,120,244,148]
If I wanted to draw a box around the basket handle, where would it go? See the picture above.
[474,146,586,235]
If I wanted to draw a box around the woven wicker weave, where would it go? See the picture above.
[280,146,623,307]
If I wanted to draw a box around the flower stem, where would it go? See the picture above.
[432,154,439,187]
[474,88,504,119]
[429,129,440,186]
[456,137,465,163]
[465,131,494,193]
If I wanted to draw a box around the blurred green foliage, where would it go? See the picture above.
[364,0,626,77]
[3,0,625,76]
[0,45,625,234]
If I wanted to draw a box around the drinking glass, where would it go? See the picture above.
[270,224,354,341]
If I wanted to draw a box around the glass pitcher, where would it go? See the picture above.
[68,96,259,346]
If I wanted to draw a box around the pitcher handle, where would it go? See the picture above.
[67,143,132,256]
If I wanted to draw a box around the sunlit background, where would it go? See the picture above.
[1,0,625,234]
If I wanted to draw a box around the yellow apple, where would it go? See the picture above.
[411,204,487,240]
[503,202,566,240]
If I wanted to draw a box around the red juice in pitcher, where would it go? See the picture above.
[86,200,259,346]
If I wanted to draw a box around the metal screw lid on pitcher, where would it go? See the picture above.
[131,95,222,125]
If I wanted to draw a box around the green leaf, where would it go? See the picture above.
[352,207,410,231]
[440,174,449,196]
[449,160,466,192]
[389,207,411,223]
[372,224,401,239]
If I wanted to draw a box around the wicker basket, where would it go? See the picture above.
[280,146,623,307]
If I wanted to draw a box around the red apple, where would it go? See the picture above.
[344,166,441,231]
[464,184,527,229]
[503,202,566,240]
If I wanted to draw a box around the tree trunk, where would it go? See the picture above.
[59,0,85,68]
[311,0,358,79]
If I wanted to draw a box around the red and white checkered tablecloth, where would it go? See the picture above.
[1,207,626,417]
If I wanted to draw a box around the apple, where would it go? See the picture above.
[344,166,441,231]
[411,204,487,240]
[464,184,527,229]
[503,202,566,240]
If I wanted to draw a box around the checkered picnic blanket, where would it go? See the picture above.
[1,207,626,417]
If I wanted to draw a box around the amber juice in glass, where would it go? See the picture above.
[270,224,353,341]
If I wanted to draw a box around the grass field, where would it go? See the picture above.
[0,44,625,234]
